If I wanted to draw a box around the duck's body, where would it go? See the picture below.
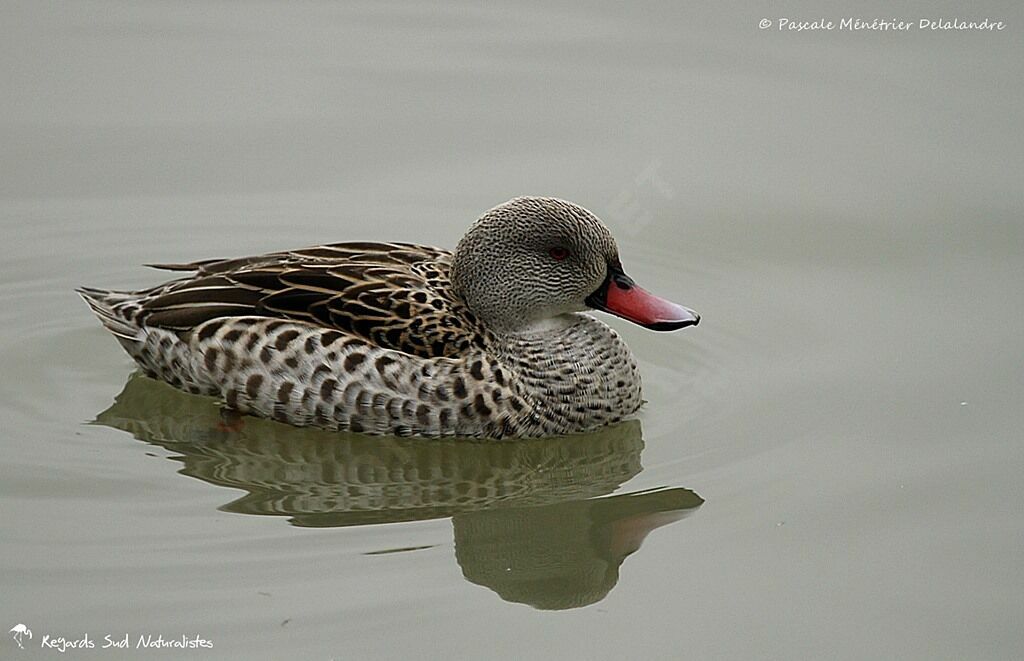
[80,197,698,439]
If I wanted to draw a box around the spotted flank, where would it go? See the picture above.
[79,197,699,439]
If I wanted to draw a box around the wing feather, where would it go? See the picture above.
[138,242,479,357]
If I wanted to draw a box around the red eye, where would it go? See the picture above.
[549,247,569,261]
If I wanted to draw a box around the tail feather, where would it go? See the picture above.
[76,287,144,342]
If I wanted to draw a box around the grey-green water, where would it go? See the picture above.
[2,2,1022,659]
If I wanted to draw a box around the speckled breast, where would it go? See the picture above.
[496,315,644,436]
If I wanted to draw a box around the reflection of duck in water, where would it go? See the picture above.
[95,374,703,609]
[80,197,698,439]
[454,489,701,610]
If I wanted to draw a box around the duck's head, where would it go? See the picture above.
[451,197,699,334]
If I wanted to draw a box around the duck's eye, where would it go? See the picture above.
[549,247,570,261]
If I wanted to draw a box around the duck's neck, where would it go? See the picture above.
[493,313,610,356]
[507,313,580,335]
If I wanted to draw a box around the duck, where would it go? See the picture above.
[79,196,699,439]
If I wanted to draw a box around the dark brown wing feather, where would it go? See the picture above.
[140,242,482,358]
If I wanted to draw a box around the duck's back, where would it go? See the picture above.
[122,242,484,359]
